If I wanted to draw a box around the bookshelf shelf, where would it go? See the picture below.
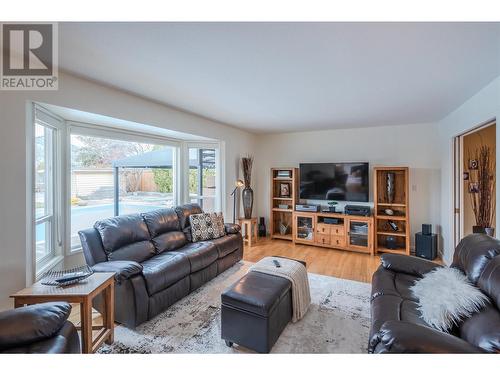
[374,167,410,255]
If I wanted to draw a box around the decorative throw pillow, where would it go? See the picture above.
[410,267,489,332]
[189,212,226,242]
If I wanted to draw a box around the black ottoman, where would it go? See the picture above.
[221,271,292,353]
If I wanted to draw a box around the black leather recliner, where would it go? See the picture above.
[0,302,80,353]
[79,204,243,328]
[369,233,500,353]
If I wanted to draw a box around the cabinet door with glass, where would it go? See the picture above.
[293,213,315,244]
[346,217,373,254]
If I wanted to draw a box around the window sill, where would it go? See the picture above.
[35,255,64,281]
[67,247,83,256]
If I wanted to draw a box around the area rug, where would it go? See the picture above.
[99,261,371,354]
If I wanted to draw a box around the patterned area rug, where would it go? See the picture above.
[99,261,371,354]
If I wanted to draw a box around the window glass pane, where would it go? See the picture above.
[189,148,199,196]
[36,216,52,261]
[118,166,175,215]
[70,134,176,248]
[34,119,56,266]
[189,147,217,211]
[35,124,53,219]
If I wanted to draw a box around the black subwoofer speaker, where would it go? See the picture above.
[415,232,437,260]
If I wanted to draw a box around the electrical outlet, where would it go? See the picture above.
[412,184,417,192]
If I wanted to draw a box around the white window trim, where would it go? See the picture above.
[31,104,65,280]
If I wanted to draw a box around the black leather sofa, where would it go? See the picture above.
[0,302,80,353]
[369,233,500,353]
[79,203,243,328]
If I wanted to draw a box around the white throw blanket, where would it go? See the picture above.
[249,256,311,322]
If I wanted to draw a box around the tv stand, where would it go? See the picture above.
[292,211,374,255]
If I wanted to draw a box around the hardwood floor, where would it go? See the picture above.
[243,237,381,283]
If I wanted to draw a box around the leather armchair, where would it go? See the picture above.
[0,302,80,353]
[370,234,500,353]
[370,321,484,353]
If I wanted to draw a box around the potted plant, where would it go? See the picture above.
[469,145,496,236]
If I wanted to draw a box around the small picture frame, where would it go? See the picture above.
[463,172,469,181]
[469,159,479,170]
[469,182,479,193]
[280,182,291,197]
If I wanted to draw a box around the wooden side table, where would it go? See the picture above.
[11,272,115,354]
[238,217,258,247]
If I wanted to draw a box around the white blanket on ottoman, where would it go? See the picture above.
[249,256,311,322]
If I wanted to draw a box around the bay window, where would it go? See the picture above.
[32,104,222,269]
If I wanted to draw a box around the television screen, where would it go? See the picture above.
[299,162,369,202]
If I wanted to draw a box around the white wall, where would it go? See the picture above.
[0,72,256,310]
[437,75,500,264]
[254,123,442,251]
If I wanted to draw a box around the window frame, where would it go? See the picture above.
[183,141,224,213]
[32,105,64,276]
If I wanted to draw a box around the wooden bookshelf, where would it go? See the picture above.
[373,166,410,255]
[270,168,298,241]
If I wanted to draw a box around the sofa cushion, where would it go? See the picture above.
[142,208,181,237]
[459,304,500,353]
[107,241,156,263]
[171,242,218,272]
[0,302,72,351]
[370,293,429,338]
[94,214,154,263]
[371,266,418,302]
[477,254,500,309]
[142,209,187,254]
[175,203,203,229]
[452,233,500,284]
[141,252,191,295]
[209,234,242,258]
[189,212,226,242]
[151,231,188,254]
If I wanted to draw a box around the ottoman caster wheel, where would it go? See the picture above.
[225,340,233,348]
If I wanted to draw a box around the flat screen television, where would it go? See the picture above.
[299,162,369,202]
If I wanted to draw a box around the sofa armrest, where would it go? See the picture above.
[0,302,71,351]
[369,321,484,353]
[225,223,241,234]
[381,253,442,278]
[92,260,143,283]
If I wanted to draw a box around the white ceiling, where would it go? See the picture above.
[59,22,500,134]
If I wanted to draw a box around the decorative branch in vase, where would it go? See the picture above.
[241,155,254,219]
[469,145,496,236]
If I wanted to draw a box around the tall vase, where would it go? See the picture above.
[242,187,253,219]
[386,172,395,203]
